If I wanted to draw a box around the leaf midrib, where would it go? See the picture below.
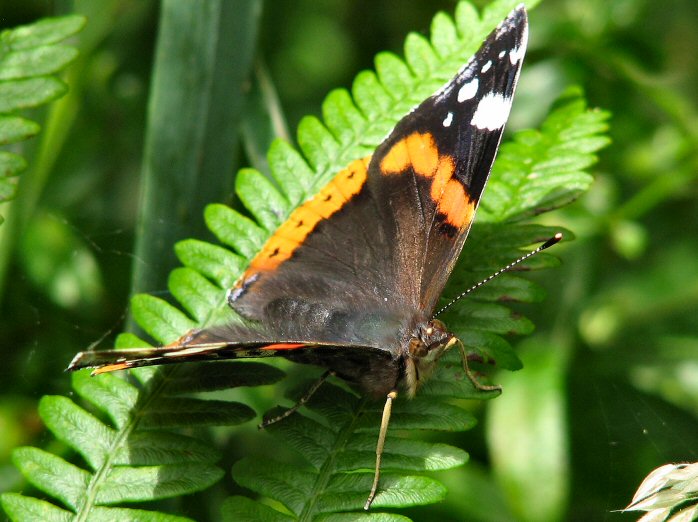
[298,395,370,521]
[73,368,176,520]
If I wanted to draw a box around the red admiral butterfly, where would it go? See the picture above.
[70,5,549,509]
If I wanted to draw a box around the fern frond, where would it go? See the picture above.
[1,347,283,520]
[0,15,84,215]
[3,1,611,520]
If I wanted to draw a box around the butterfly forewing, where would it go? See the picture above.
[368,8,528,315]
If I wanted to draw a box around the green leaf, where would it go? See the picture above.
[0,493,72,522]
[140,398,255,429]
[0,77,67,112]
[96,464,224,503]
[453,300,535,335]
[319,474,447,511]
[352,71,392,123]
[129,0,261,296]
[404,33,439,77]
[113,431,221,466]
[221,496,295,522]
[297,115,340,173]
[205,203,266,259]
[163,361,285,394]
[0,116,40,145]
[168,267,221,323]
[87,506,195,522]
[12,447,90,510]
[174,239,246,289]
[130,294,196,344]
[0,151,26,175]
[232,458,316,516]
[9,357,261,520]
[340,436,468,472]
[39,395,114,470]
[71,371,139,429]
[236,167,290,232]
[268,138,314,206]
[0,14,84,209]
[322,89,366,145]
[0,15,86,50]
[0,46,79,80]
[317,514,412,522]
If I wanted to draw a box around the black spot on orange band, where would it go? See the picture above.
[231,156,371,294]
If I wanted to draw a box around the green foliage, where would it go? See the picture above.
[0,15,84,216]
[2,358,282,520]
[2,0,639,521]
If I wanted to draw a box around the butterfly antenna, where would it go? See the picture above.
[434,233,563,317]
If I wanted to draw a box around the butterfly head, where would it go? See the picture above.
[403,319,454,396]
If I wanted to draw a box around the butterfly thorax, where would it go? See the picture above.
[402,318,454,398]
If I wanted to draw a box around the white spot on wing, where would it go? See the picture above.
[499,50,506,58]
[442,111,454,127]
[481,60,492,73]
[457,78,478,102]
[509,45,525,65]
[471,92,513,130]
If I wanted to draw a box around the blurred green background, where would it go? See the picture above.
[1,0,696,521]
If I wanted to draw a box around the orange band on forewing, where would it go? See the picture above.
[380,132,439,177]
[440,181,473,228]
[380,137,409,173]
[261,343,306,351]
[408,132,439,177]
[242,157,370,274]
[381,132,474,229]
[430,155,455,201]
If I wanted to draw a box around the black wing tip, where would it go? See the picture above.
[510,4,528,23]
[496,4,528,39]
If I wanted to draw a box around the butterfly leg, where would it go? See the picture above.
[453,338,501,392]
[364,389,398,510]
[258,370,335,429]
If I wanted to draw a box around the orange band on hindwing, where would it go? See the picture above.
[261,343,306,351]
[380,131,473,229]
[245,156,371,274]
